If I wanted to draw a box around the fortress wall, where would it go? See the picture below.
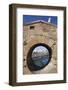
[23,22,57,74]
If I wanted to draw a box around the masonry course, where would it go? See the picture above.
[23,20,57,74]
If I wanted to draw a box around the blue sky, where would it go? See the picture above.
[23,15,57,25]
[33,46,49,53]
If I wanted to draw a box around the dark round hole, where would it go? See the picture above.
[24,59,25,61]
[27,43,52,71]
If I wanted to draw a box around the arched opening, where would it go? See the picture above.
[27,43,52,71]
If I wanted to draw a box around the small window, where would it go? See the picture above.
[30,26,35,30]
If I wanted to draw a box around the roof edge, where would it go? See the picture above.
[23,20,57,27]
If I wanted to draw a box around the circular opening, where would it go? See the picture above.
[27,43,52,71]
[32,46,49,67]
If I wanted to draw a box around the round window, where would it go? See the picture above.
[27,43,52,71]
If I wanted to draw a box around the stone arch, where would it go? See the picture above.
[24,36,54,58]
[27,43,52,71]
[23,36,56,74]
